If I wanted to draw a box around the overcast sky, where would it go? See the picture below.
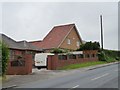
[0,2,118,50]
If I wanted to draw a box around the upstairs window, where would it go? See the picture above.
[67,39,71,45]
[76,41,80,47]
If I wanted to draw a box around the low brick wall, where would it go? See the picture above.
[6,54,32,75]
[47,50,98,70]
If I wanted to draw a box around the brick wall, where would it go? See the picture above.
[59,27,82,50]
[6,50,33,75]
[47,50,98,70]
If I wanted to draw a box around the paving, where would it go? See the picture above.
[2,62,118,89]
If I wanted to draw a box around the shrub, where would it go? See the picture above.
[51,48,65,54]
[77,41,100,51]
[0,41,9,76]
[98,51,107,61]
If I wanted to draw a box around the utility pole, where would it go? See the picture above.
[100,15,104,50]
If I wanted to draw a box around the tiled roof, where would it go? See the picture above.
[30,23,82,49]
[0,34,42,51]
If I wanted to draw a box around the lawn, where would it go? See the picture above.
[58,61,108,70]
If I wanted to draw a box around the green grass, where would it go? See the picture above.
[58,61,108,70]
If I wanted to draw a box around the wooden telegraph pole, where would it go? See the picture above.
[100,15,104,50]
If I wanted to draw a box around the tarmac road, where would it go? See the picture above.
[16,63,118,89]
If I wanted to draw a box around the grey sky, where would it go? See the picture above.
[1,2,118,50]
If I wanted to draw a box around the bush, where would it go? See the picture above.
[98,51,107,61]
[77,41,100,51]
[0,41,9,76]
[115,57,120,61]
[51,48,65,54]
[98,49,120,62]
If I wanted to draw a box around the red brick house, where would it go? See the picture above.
[30,24,83,52]
[1,34,42,75]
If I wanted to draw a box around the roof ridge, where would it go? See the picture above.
[29,40,43,43]
[54,23,75,28]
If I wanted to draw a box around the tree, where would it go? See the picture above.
[77,41,100,51]
[0,41,9,76]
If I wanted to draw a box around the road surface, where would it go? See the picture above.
[17,63,118,89]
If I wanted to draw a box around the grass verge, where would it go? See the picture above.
[58,61,111,70]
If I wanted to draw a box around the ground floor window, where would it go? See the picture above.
[11,60,25,67]
[91,54,95,57]
[85,54,90,58]
[68,54,76,59]
[58,55,67,60]
[78,54,84,58]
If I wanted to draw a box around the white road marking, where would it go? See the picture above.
[91,73,109,81]
[72,85,79,88]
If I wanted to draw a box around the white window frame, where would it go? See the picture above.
[67,39,71,45]
[76,41,80,47]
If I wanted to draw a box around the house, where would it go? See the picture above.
[30,24,83,52]
[0,34,43,75]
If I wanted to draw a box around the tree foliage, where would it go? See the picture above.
[0,41,9,76]
[77,41,100,51]
[51,48,66,54]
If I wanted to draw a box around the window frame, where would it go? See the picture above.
[11,60,25,67]
[68,54,76,59]
[58,55,67,60]
[76,41,80,47]
[67,39,71,45]
[78,54,84,58]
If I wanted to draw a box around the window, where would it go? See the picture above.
[92,54,95,57]
[78,54,84,58]
[85,54,90,58]
[58,55,67,60]
[76,41,80,47]
[68,54,76,59]
[10,50,15,60]
[21,51,25,55]
[11,60,25,67]
[67,39,71,45]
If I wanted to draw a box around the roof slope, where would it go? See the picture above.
[30,23,82,49]
[0,34,42,51]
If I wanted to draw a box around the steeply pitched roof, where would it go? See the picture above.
[0,34,42,51]
[30,23,82,49]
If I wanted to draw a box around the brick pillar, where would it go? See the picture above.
[47,55,52,70]
[47,54,58,70]
[52,54,58,70]
[24,54,32,74]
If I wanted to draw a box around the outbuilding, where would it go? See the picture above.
[1,34,43,75]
